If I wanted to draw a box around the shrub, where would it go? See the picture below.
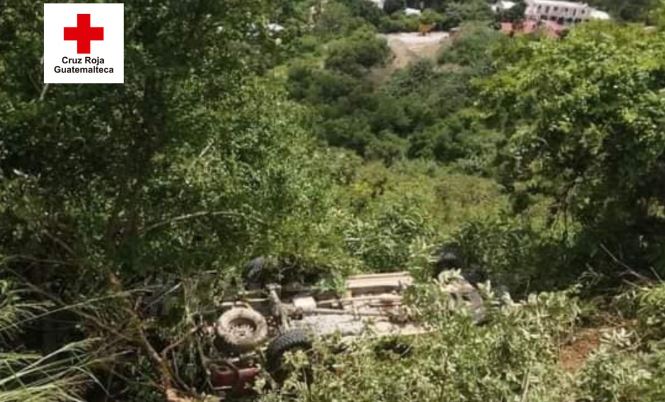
[576,332,665,402]
[314,2,366,39]
[636,284,665,342]
[364,131,409,163]
[452,214,575,295]
[444,0,494,28]
[343,193,435,272]
[325,28,390,76]
[258,285,581,402]
[378,13,421,32]
[419,8,446,27]
[439,22,506,73]
[338,0,385,26]
[482,24,665,280]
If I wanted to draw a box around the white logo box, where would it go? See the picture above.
[44,3,124,84]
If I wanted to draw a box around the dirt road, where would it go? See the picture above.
[368,32,449,84]
[382,32,450,69]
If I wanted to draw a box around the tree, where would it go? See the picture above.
[325,28,391,76]
[500,0,527,23]
[338,0,385,26]
[444,0,494,28]
[483,23,665,276]
[384,0,406,15]
[0,1,341,399]
[314,2,365,38]
[646,0,665,27]
[439,22,507,74]
[589,0,659,22]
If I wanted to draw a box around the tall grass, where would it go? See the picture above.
[0,280,97,402]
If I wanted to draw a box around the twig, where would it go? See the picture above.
[143,283,182,312]
[161,324,203,358]
[140,210,254,234]
[39,83,49,101]
[599,243,652,282]
[519,366,531,402]
[15,280,136,343]
[197,140,214,159]
[170,351,193,394]
[0,254,77,266]
[43,230,76,256]
[648,266,663,282]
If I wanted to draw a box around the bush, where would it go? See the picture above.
[286,62,358,102]
[337,160,507,246]
[257,285,581,402]
[452,214,575,295]
[319,116,374,154]
[343,190,435,272]
[482,24,665,281]
[637,284,665,342]
[294,34,321,54]
[439,22,506,73]
[338,0,385,26]
[378,12,421,32]
[325,28,390,76]
[364,131,409,163]
[314,2,366,39]
[420,8,446,27]
[576,332,665,402]
[444,0,494,28]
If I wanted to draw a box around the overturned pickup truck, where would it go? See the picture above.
[208,270,484,394]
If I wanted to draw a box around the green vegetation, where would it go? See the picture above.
[483,22,665,280]
[1,0,665,401]
[287,16,506,165]
[590,0,659,22]
[0,281,98,402]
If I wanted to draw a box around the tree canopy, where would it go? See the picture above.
[483,23,665,274]
[2,1,665,401]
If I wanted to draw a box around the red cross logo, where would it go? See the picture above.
[64,14,104,54]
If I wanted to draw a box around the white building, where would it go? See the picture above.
[491,1,517,13]
[404,7,421,16]
[525,0,610,24]
[369,0,385,10]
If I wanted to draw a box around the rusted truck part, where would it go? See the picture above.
[209,361,260,394]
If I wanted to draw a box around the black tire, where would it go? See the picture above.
[374,337,413,359]
[216,307,268,352]
[435,245,488,285]
[434,244,463,277]
[265,329,313,384]
[439,276,486,323]
[243,257,268,290]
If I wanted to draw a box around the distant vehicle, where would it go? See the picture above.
[207,269,484,396]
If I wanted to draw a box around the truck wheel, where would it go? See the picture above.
[374,337,413,359]
[243,257,268,290]
[434,245,463,277]
[265,329,313,384]
[216,307,268,352]
[442,278,486,323]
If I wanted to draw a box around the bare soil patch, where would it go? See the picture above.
[559,328,602,372]
[369,32,450,84]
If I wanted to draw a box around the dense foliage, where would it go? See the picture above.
[287,14,505,165]
[2,0,665,401]
[483,22,665,279]
[258,283,665,402]
[590,0,659,21]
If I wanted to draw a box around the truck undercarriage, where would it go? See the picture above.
[208,271,484,395]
